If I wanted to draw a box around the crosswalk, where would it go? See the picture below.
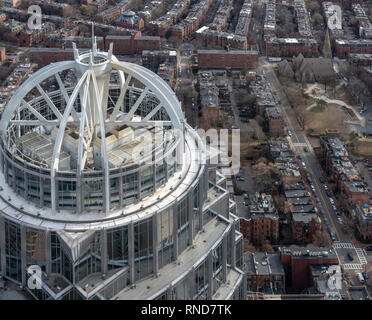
[343,263,363,270]
[333,242,354,249]
[355,248,368,265]
[333,242,368,267]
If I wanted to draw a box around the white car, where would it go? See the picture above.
[302,162,306,168]
[288,130,292,136]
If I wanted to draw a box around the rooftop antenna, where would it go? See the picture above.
[72,42,79,60]
[91,22,97,54]
[108,42,113,61]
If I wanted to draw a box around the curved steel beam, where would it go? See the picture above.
[0,60,76,134]
[111,61,184,131]
[50,70,90,213]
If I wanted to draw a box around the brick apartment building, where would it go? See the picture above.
[244,252,285,294]
[320,130,370,205]
[197,70,220,124]
[171,0,214,41]
[87,0,109,11]
[197,50,258,69]
[265,36,319,58]
[146,0,190,37]
[46,36,105,50]
[105,35,160,55]
[142,50,179,72]
[138,0,172,23]
[354,204,372,241]
[279,245,339,290]
[264,106,285,135]
[96,0,135,23]
[27,48,74,67]
[39,1,72,17]
[335,39,372,58]
[291,209,322,243]
[348,53,372,67]
[239,192,279,245]
[196,27,248,50]
[19,22,55,47]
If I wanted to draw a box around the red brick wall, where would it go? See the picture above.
[290,257,339,289]
[269,117,285,135]
[198,51,258,69]
[239,217,279,244]
[105,35,160,55]
[28,49,74,67]
[0,47,6,62]
[266,40,319,57]
[335,43,372,58]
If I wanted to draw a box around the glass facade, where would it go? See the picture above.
[5,219,22,282]
[107,226,129,270]
[177,197,189,255]
[157,207,173,269]
[134,219,153,281]
[0,159,244,300]
[25,227,46,271]
[194,260,208,300]
[0,145,177,212]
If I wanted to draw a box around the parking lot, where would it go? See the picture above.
[355,158,372,195]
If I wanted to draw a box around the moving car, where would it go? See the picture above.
[347,252,354,261]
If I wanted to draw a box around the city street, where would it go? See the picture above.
[260,57,350,243]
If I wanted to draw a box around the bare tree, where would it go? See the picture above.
[312,229,331,247]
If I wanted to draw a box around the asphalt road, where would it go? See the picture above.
[260,58,351,243]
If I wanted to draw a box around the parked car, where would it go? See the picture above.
[365,246,372,251]
[357,272,365,284]
[319,177,325,183]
